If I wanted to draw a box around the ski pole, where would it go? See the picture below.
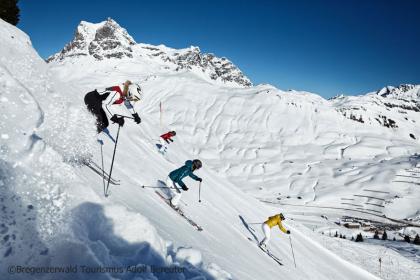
[105,125,121,197]
[100,142,106,197]
[289,235,296,268]
[198,181,202,203]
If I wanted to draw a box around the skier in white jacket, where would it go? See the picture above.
[84,80,142,134]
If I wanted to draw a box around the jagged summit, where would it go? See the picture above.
[47,18,135,61]
[376,84,420,99]
[47,18,252,87]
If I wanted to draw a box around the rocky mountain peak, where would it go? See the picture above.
[47,18,135,62]
[376,84,419,99]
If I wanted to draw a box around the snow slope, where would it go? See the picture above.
[1,18,419,280]
[50,54,420,224]
[47,19,420,225]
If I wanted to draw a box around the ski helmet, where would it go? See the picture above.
[171,131,176,136]
[279,213,285,220]
[127,83,143,102]
[192,159,202,170]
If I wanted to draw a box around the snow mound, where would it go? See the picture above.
[175,247,202,266]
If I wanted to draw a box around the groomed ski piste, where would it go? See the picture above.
[1,18,419,280]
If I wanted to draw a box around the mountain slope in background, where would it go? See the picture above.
[47,18,252,87]
[1,18,419,279]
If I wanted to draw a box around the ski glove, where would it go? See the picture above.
[132,113,141,124]
[286,230,291,234]
[111,115,124,127]
[197,178,202,182]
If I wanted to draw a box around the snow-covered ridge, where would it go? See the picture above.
[47,18,252,87]
[329,84,420,131]
[376,84,420,99]
[139,44,252,87]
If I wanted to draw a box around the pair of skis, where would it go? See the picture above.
[153,189,203,232]
[84,161,120,185]
[239,215,283,266]
[258,245,283,266]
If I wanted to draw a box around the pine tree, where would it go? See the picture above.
[351,236,354,241]
[404,235,410,243]
[373,230,379,239]
[382,231,387,240]
[414,234,420,245]
[355,233,364,242]
[334,231,338,237]
[393,237,396,241]
[0,0,20,26]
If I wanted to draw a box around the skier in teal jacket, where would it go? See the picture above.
[166,159,202,207]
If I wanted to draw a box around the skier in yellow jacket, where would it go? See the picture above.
[259,213,290,249]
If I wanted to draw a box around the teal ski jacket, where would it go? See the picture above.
[169,160,201,188]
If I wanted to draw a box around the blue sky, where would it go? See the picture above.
[18,0,420,98]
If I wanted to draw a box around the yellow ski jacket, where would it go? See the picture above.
[264,214,288,233]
